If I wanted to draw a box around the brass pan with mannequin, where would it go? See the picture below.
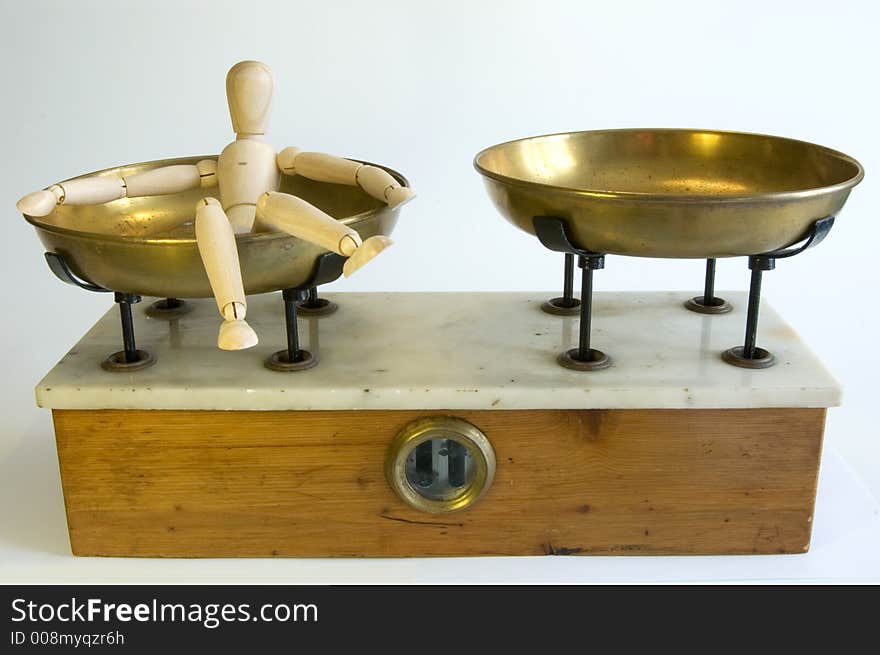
[17,61,415,350]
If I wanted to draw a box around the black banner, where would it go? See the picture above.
[1,585,875,651]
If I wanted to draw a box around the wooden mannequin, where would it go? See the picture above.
[17,60,414,350]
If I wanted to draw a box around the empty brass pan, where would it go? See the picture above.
[22,156,408,297]
[475,129,863,258]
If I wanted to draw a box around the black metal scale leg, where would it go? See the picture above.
[685,258,732,314]
[119,295,138,362]
[563,254,575,305]
[266,289,318,371]
[742,266,766,359]
[264,252,346,372]
[722,216,835,369]
[578,261,593,359]
[101,293,155,372]
[541,253,581,316]
[558,254,611,371]
[722,257,776,368]
[532,216,611,372]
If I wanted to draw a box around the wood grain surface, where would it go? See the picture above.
[52,407,826,557]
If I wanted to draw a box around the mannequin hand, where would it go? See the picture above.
[17,189,58,216]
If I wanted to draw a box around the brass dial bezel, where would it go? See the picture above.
[385,416,495,514]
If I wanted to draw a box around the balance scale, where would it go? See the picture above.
[22,127,863,557]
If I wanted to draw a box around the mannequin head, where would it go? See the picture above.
[226,60,273,137]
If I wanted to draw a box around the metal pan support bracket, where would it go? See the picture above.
[532,216,611,371]
[44,252,155,372]
[265,251,346,372]
[722,215,835,369]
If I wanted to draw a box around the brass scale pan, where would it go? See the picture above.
[475,128,862,258]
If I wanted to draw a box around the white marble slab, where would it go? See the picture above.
[35,291,841,411]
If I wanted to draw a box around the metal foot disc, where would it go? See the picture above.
[296,298,338,316]
[266,349,318,372]
[101,349,156,372]
[685,296,733,314]
[541,297,581,316]
[146,298,193,319]
[557,348,611,371]
[721,346,776,369]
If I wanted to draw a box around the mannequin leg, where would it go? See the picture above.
[194,198,258,350]
[256,191,392,276]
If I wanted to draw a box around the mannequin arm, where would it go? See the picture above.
[17,160,218,216]
[276,147,414,208]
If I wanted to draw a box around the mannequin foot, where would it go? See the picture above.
[218,319,259,350]
[343,235,393,277]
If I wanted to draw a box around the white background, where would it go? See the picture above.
[1,0,878,582]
